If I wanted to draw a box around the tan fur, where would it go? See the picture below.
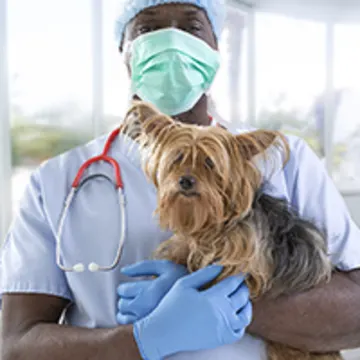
[267,342,341,360]
[122,101,342,360]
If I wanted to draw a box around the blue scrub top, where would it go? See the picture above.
[1,126,360,360]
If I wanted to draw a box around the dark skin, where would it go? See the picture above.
[2,4,360,360]
[2,295,141,360]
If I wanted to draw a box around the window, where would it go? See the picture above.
[103,0,131,131]
[9,0,93,214]
[4,1,360,232]
[209,5,248,129]
[332,24,360,191]
[255,13,326,157]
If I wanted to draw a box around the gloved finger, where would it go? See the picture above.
[177,265,223,289]
[121,260,176,277]
[229,283,250,312]
[117,280,149,299]
[222,324,245,344]
[117,298,138,315]
[116,312,138,325]
[205,274,246,297]
[233,301,253,331]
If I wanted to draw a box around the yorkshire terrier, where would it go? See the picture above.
[121,101,342,360]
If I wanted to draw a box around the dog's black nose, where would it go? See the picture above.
[179,176,196,191]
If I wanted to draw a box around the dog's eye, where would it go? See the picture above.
[174,153,184,164]
[205,157,214,169]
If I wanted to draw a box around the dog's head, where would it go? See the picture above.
[123,101,289,236]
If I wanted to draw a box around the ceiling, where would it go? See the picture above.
[233,0,360,23]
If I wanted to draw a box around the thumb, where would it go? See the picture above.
[177,265,223,289]
[121,260,172,277]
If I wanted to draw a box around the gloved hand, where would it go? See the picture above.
[117,260,188,324]
[133,265,252,360]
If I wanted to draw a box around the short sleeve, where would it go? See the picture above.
[284,138,360,271]
[0,169,74,305]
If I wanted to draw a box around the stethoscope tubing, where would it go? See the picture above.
[55,128,126,273]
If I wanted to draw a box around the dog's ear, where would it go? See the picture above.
[235,130,288,160]
[123,101,174,140]
[125,101,159,124]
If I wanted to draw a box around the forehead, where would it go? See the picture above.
[133,3,210,25]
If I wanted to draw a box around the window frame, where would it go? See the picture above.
[0,0,12,243]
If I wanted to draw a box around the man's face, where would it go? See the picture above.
[120,3,218,70]
[120,3,218,125]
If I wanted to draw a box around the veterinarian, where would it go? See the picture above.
[1,0,360,359]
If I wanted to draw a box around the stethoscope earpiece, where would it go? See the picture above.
[68,263,102,273]
[73,263,85,273]
[88,262,100,272]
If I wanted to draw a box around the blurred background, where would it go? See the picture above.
[0,0,360,357]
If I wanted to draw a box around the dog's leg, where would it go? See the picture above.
[267,342,343,360]
[153,235,190,267]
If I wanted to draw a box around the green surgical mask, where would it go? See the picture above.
[129,28,221,116]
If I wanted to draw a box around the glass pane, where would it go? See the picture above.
[255,13,326,156]
[103,0,131,131]
[209,5,248,128]
[9,0,93,214]
[332,24,360,191]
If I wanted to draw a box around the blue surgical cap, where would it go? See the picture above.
[115,0,226,45]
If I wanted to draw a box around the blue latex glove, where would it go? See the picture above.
[117,260,188,324]
[133,265,252,360]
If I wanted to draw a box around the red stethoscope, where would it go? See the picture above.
[55,116,217,273]
[56,127,126,273]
